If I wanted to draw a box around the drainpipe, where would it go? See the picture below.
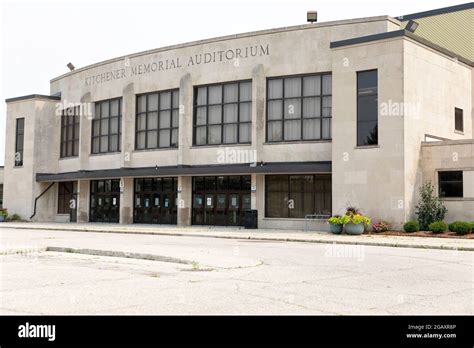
[30,182,55,220]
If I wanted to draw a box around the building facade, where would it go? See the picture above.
[3,4,474,230]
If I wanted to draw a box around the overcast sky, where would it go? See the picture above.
[0,0,466,166]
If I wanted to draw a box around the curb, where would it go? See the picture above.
[2,224,473,252]
[46,246,194,264]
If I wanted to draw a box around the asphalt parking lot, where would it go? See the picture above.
[1,227,473,314]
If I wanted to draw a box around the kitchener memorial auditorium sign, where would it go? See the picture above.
[84,44,270,86]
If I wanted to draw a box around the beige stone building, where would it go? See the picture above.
[3,3,473,230]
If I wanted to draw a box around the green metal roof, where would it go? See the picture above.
[398,3,474,61]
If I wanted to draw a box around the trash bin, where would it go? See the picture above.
[244,209,258,229]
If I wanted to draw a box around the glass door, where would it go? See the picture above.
[204,194,215,225]
[215,194,227,225]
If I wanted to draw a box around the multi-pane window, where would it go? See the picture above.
[439,171,463,198]
[14,118,24,166]
[91,98,122,154]
[136,90,179,149]
[357,70,378,146]
[60,107,80,158]
[194,81,252,145]
[265,175,331,218]
[57,181,77,214]
[266,74,332,142]
[455,108,463,132]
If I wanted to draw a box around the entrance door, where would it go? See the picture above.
[192,175,251,226]
[69,193,77,222]
[134,177,177,224]
[90,179,120,223]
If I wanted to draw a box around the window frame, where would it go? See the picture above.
[14,118,24,167]
[454,107,463,133]
[193,80,252,146]
[60,106,81,158]
[438,170,463,198]
[265,72,332,143]
[356,69,378,147]
[135,89,179,150]
[91,97,122,154]
[264,174,332,218]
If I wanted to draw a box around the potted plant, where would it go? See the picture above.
[343,208,371,235]
[327,215,343,234]
[0,208,8,222]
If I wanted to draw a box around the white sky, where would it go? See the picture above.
[0,0,466,166]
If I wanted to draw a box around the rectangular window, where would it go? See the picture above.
[0,184,3,208]
[60,106,80,158]
[438,171,463,198]
[357,70,378,146]
[14,118,24,166]
[265,174,331,218]
[57,181,77,214]
[193,81,252,145]
[266,73,332,142]
[91,98,122,154]
[455,108,463,132]
[136,90,179,150]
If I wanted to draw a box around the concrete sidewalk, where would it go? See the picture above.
[1,222,474,251]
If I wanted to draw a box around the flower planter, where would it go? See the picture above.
[329,223,343,234]
[344,222,365,235]
[0,215,5,222]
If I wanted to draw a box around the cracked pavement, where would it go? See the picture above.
[0,227,473,314]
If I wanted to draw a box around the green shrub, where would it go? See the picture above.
[6,214,21,222]
[12,214,21,221]
[428,221,447,234]
[470,222,474,230]
[415,182,447,230]
[448,221,472,235]
[403,220,420,233]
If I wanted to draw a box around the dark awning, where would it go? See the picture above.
[36,161,332,182]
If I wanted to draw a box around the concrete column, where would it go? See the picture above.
[252,64,265,162]
[255,174,265,225]
[178,73,193,165]
[77,180,90,223]
[121,83,135,168]
[119,177,133,224]
[79,93,92,170]
[177,176,192,226]
[251,174,258,209]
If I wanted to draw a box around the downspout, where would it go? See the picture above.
[30,182,55,220]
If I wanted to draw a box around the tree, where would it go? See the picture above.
[415,182,447,230]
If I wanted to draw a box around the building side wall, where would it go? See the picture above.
[420,141,474,222]
[403,39,472,221]
[331,39,405,228]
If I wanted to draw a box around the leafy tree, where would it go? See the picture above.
[415,182,447,230]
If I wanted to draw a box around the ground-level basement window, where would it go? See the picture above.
[438,171,463,198]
